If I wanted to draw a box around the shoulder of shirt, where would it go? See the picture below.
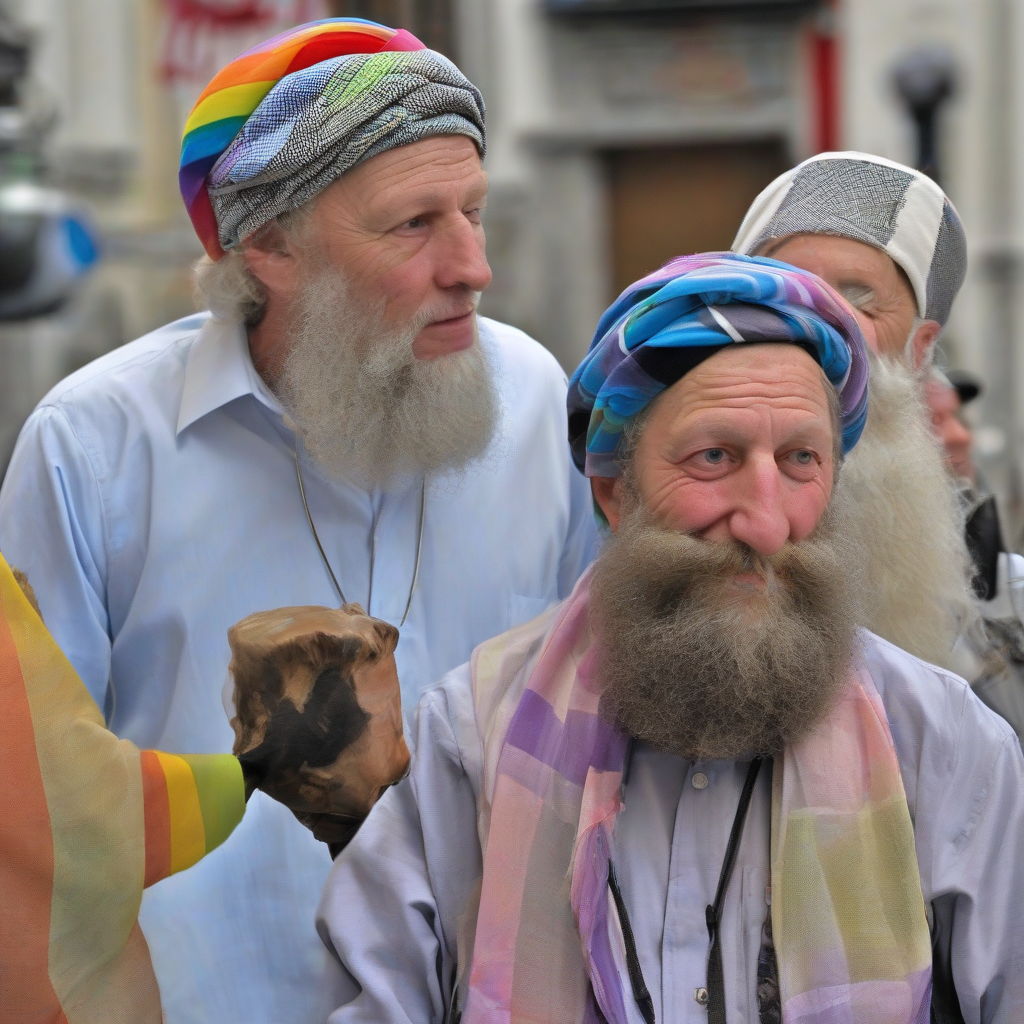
[478,315,569,386]
[410,662,484,797]
[858,627,1019,760]
[32,312,209,414]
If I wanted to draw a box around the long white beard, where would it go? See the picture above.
[841,354,976,668]
[276,268,498,490]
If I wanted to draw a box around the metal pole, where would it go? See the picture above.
[980,0,1019,541]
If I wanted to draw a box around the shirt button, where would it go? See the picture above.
[694,987,709,1005]
[692,771,708,790]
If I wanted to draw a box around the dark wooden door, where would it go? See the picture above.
[606,141,790,297]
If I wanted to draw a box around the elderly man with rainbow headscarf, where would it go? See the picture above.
[733,152,1024,739]
[319,254,1024,1024]
[0,18,596,1024]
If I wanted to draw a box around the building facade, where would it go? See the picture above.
[4,0,1024,538]
[458,0,1024,540]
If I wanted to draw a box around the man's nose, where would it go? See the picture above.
[725,461,791,557]
[434,216,492,294]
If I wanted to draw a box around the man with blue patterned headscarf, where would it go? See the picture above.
[320,252,1024,1024]
[0,18,597,1024]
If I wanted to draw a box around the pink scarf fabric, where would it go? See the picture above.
[464,570,932,1024]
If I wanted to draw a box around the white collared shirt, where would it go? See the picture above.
[0,311,598,1024]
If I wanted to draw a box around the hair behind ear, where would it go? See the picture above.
[194,251,269,328]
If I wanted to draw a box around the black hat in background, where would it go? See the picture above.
[945,368,982,406]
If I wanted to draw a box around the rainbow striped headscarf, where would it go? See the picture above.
[179,18,485,259]
[568,252,870,478]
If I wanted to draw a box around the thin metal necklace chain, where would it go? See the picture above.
[294,447,425,628]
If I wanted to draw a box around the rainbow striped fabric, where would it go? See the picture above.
[179,18,425,258]
[465,570,932,1024]
[140,749,244,887]
[0,551,244,1022]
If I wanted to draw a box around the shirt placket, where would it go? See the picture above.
[664,761,735,1024]
[365,483,419,627]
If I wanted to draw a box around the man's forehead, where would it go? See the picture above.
[350,137,484,198]
[926,376,960,412]
[660,343,831,414]
[768,233,894,275]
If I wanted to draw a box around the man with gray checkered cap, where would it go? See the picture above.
[734,150,965,365]
[735,151,1024,741]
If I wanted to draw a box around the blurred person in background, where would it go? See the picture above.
[925,367,1024,738]
[0,18,596,1024]
[927,368,977,484]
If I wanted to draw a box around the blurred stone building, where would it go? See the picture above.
[3,0,1024,536]
[457,0,1024,538]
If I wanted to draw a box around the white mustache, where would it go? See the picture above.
[413,291,482,332]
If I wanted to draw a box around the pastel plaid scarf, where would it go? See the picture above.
[567,253,869,479]
[465,571,932,1024]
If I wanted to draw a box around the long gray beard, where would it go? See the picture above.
[276,268,498,489]
[840,354,976,669]
[590,485,861,761]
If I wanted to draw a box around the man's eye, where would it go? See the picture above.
[403,217,425,229]
[839,284,875,311]
[703,449,726,464]
[791,450,814,466]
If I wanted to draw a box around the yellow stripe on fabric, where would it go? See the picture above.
[184,81,275,136]
[179,755,245,854]
[822,796,931,981]
[153,752,206,875]
[777,801,930,997]
[776,811,846,997]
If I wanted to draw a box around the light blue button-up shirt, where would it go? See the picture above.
[319,631,1024,1023]
[0,312,598,1024]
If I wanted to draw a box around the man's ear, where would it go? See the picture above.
[241,223,302,298]
[909,319,942,370]
[591,476,624,532]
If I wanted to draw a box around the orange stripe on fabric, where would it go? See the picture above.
[193,24,394,104]
[0,590,66,1021]
[140,750,172,887]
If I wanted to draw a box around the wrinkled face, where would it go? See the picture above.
[764,234,938,365]
[589,345,858,759]
[304,135,491,360]
[925,377,975,483]
[593,343,836,558]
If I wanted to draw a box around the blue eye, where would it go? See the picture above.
[793,450,813,465]
[704,449,726,464]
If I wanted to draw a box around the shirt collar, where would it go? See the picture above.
[176,315,284,436]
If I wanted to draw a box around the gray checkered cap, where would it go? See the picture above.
[732,152,967,326]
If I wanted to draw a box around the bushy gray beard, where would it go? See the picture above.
[840,354,976,669]
[276,267,498,489]
[590,485,861,761]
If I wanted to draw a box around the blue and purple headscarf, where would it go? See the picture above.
[568,252,869,477]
